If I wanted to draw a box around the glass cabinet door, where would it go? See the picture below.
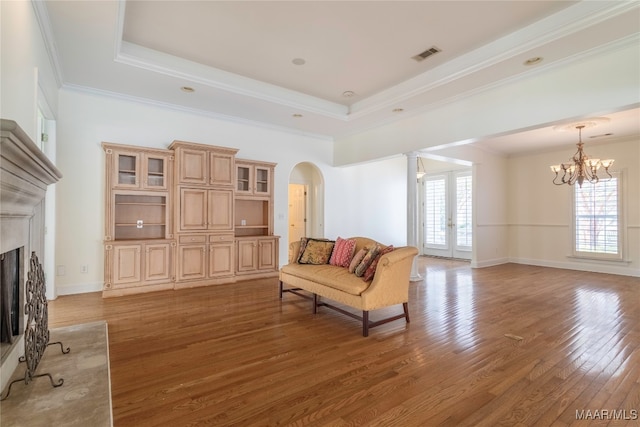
[254,167,270,195]
[116,153,140,188]
[145,156,166,189]
[237,165,252,194]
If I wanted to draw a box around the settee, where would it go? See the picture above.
[279,237,419,336]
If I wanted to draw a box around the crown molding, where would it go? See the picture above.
[61,83,334,142]
[31,0,64,88]
[335,33,640,141]
[348,1,640,119]
[114,2,347,120]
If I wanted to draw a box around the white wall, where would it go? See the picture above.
[508,137,639,276]
[55,88,334,294]
[324,156,408,247]
[0,1,59,139]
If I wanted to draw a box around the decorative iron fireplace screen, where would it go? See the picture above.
[1,252,69,400]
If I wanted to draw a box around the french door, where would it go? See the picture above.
[422,170,472,259]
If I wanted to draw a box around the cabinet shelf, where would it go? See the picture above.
[115,223,166,226]
[115,202,167,207]
[113,193,168,240]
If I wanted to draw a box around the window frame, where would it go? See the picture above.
[571,170,624,261]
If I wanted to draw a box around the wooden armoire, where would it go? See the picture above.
[102,140,278,297]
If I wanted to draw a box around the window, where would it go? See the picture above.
[573,173,622,260]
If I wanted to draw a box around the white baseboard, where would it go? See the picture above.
[471,257,509,268]
[55,281,103,296]
[508,257,640,277]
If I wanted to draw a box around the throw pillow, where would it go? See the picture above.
[329,237,357,268]
[298,238,336,265]
[354,244,380,277]
[295,237,309,263]
[362,245,394,282]
[348,248,367,273]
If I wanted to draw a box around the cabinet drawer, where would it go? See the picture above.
[209,234,234,243]
[179,235,207,244]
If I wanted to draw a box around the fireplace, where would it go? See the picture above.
[0,119,62,393]
[1,247,23,352]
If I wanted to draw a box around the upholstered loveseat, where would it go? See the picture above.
[279,237,418,336]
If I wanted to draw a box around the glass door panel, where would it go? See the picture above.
[145,156,166,189]
[422,170,472,260]
[237,166,251,193]
[117,153,139,187]
[255,167,270,195]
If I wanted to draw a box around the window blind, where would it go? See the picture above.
[575,178,618,255]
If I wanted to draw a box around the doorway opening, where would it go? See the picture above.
[420,170,472,260]
[288,163,324,245]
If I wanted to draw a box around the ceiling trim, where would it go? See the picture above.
[31,0,64,88]
[349,1,639,119]
[113,0,638,124]
[114,41,349,120]
[61,83,334,142]
[114,1,347,120]
[337,33,640,141]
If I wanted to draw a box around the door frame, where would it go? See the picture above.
[419,169,473,260]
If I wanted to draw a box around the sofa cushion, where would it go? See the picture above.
[329,237,357,268]
[298,238,335,265]
[281,263,371,295]
[362,245,394,282]
[354,244,380,277]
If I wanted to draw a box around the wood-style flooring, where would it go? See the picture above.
[48,258,640,426]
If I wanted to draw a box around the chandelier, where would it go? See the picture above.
[550,125,614,187]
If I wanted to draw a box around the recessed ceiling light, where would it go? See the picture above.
[180,86,195,93]
[392,108,404,113]
[524,57,543,66]
[292,58,306,66]
[342,90,356,98]
[292,113,303,118]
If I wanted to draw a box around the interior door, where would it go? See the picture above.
[422,171,472,259]
[288,184,307,244]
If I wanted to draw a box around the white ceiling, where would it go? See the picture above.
[40,0,639,154]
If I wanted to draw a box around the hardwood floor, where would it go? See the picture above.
[48,258,640,426]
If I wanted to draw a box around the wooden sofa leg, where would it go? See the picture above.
[313,294,318,314]
[279,280,283,299]
[363,311,369,337]
[403,302,410,323]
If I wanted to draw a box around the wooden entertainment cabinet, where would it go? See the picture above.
[102,141,278,297]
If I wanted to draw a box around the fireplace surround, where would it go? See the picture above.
[0,119,62,393]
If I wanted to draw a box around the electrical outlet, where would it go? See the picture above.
[80,265,88,274]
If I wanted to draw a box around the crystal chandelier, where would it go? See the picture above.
[550,125,614,187]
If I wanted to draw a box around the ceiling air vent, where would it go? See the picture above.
[412,46,441,62]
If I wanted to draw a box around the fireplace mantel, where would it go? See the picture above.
[1,119,62,392]
[1,120,62,249]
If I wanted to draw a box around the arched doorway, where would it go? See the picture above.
[288,162,324,244]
